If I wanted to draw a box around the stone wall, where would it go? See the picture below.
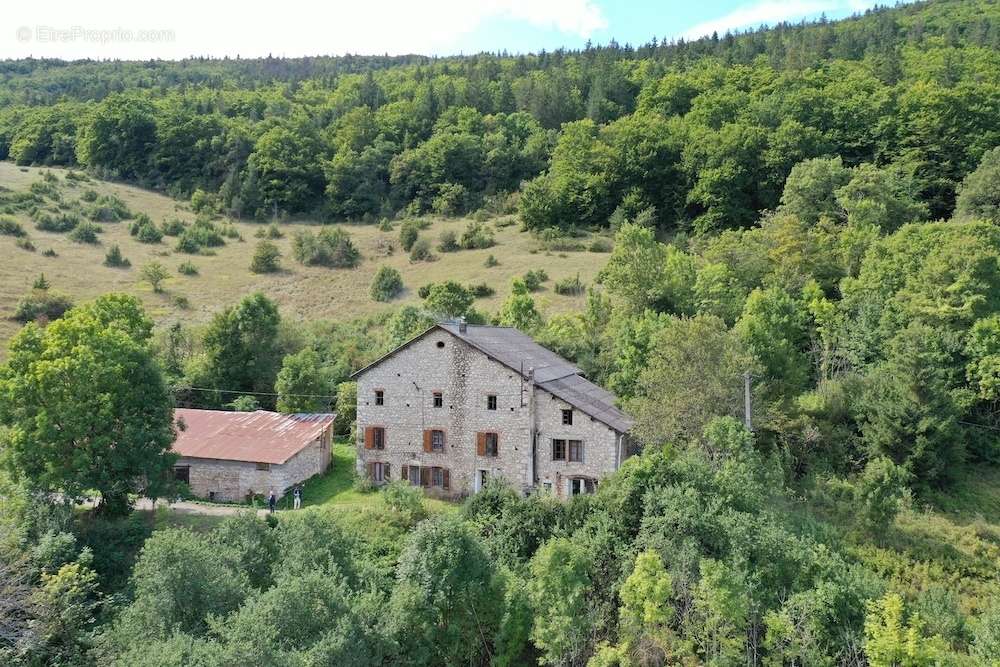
[356,327,625,498]
[176,430,331,502]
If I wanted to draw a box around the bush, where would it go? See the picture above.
[14,290,73,323]
[399,220,420,251]
[141,261,170,292]
[42,248,57,257]
[536,227,585,251]
[522,269,549,292]
[33,273,50,290]
[68,222,101,244]
[554,273,585,296]
[255,223,283,239]
[377,217,394,231]
[460,221,495,249]
[409,237,434,262]
[161,218,187,236]
[103,244,131,268]
[292,227,360,268]
[177,261,199,276]
[80,189,98,202]
[130,215,163,244]
[418,283,435,299]
[36,212,79,232]
[588,237,613,253]
[485,254,499,267]
[175,219,225,254]
[190,188,221,214]
[0,216,26,236]
[381,481,426,522]
[16,237,35,252]
[469,283,495,298]
[86,194,131,222]
[172,295,191,309]
[250,241,282,273]
[371,265,404,302]
[219,222,241,240]
[438,230,459,252]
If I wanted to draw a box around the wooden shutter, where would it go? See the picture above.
[442,468,450,490]
[476,432,486,456]
[401,465,408,481]
[385,463,391,480]
[364,427,374,449]
[423,430,432,452]
[420,467,430,487]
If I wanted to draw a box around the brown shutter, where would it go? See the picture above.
[442,468,450,490]
[420,467,430,487]
[423,430,432,452]
[401,465,408,481]
[364,427,374,449]
[385,463,391,480]
[476,432,486,456]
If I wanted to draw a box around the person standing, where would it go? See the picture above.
[268,489,276,513]
[293,486,302,510]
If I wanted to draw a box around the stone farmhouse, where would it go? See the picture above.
[171,409,334,502]
[352,322,634,498]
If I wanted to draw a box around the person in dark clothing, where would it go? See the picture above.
[268,490,276,513]
[293,486,302,510]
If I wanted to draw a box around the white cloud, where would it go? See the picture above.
[0,0,606,60]
[681,0,878,41]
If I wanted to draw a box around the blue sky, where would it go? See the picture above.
[2,0,892,60]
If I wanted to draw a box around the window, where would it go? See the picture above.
[433,392,443,408]
[374,389,384,406]
[487,394,497,410]
[370,461,389,483]
[408,465,421,486]
[256,462,270,471]
[431,429,445,452]
[571,478,597,495]
[568,440,583,462]
[173,466,190,484]
[552,439,567,461]
[562,409,573,425]
[369,426,385,450]
[484,432,499,457]
[431,466,443,487]
[477,469,489,492]
[542,481,552,494]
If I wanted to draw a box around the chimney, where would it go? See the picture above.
[458,317,467,334]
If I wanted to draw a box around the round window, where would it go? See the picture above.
[436,341,445,348]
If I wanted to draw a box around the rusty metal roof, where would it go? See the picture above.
[172,409,335,465]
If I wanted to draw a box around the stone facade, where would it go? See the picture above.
[176,435,330,502]
[355,326,629,499]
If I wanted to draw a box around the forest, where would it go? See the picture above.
[3,0,1000,665]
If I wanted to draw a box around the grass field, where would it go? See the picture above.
[0,162,611,349]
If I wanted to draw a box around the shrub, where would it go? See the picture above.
[522,269,549,292]
[141,261,170,292]
[0,216,26,237]
[68,222,101,244]
[219,222,242,240]
[469,283,495,298]
[255,223,283,240]
[409,237,434,262]
[381,481,426,522]
[161,218,187,236]
[86,194,131,222]
[536,227,585,251]
[65,170,88,183]
[371,265,404,302]
[42,248,57,257]
[485,254,500,267]
[399,220,420,251]
[130,215,163,244]
[190,188,220,214]
[33,273,50,290]
[175,219,225,254]
[172,295,191,310]
[103,244,131,268]
[292,227,360,268]
[177,261,199,276]
[378,217,394,232]
[13,290,73,323]
[460,221,495,250]
[80,189,98,202]
[417,283,435,299]
[554,273,585,296]
[250,241,282,273]
[16,237,35,252]
[588,237,613,253]
[438,229,459,252]
[36,212,79,232]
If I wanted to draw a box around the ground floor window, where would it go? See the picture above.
[173,466,190,484]
[570,477,597,496]
[404,464,449,489]
[368,461,389,483]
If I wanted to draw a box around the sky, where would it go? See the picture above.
[1,0,891,61]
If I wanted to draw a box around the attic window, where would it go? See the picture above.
[433,392,443,408]
[256,462,270,471]
[436,341,445,348]
[562,409,573,426]
[375,390,384,406]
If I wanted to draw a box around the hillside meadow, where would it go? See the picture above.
[0,161,608,348]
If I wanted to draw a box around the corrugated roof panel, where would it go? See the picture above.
[172,409,335,464]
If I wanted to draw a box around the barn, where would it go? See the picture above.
[171,408,335,502]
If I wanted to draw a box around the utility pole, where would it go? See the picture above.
[743,371,753,431]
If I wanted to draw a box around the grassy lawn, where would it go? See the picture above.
[278,441,456,514]
[0,162,612,351]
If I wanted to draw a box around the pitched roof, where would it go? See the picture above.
[353,323,634,433]
[171,409,335,465]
